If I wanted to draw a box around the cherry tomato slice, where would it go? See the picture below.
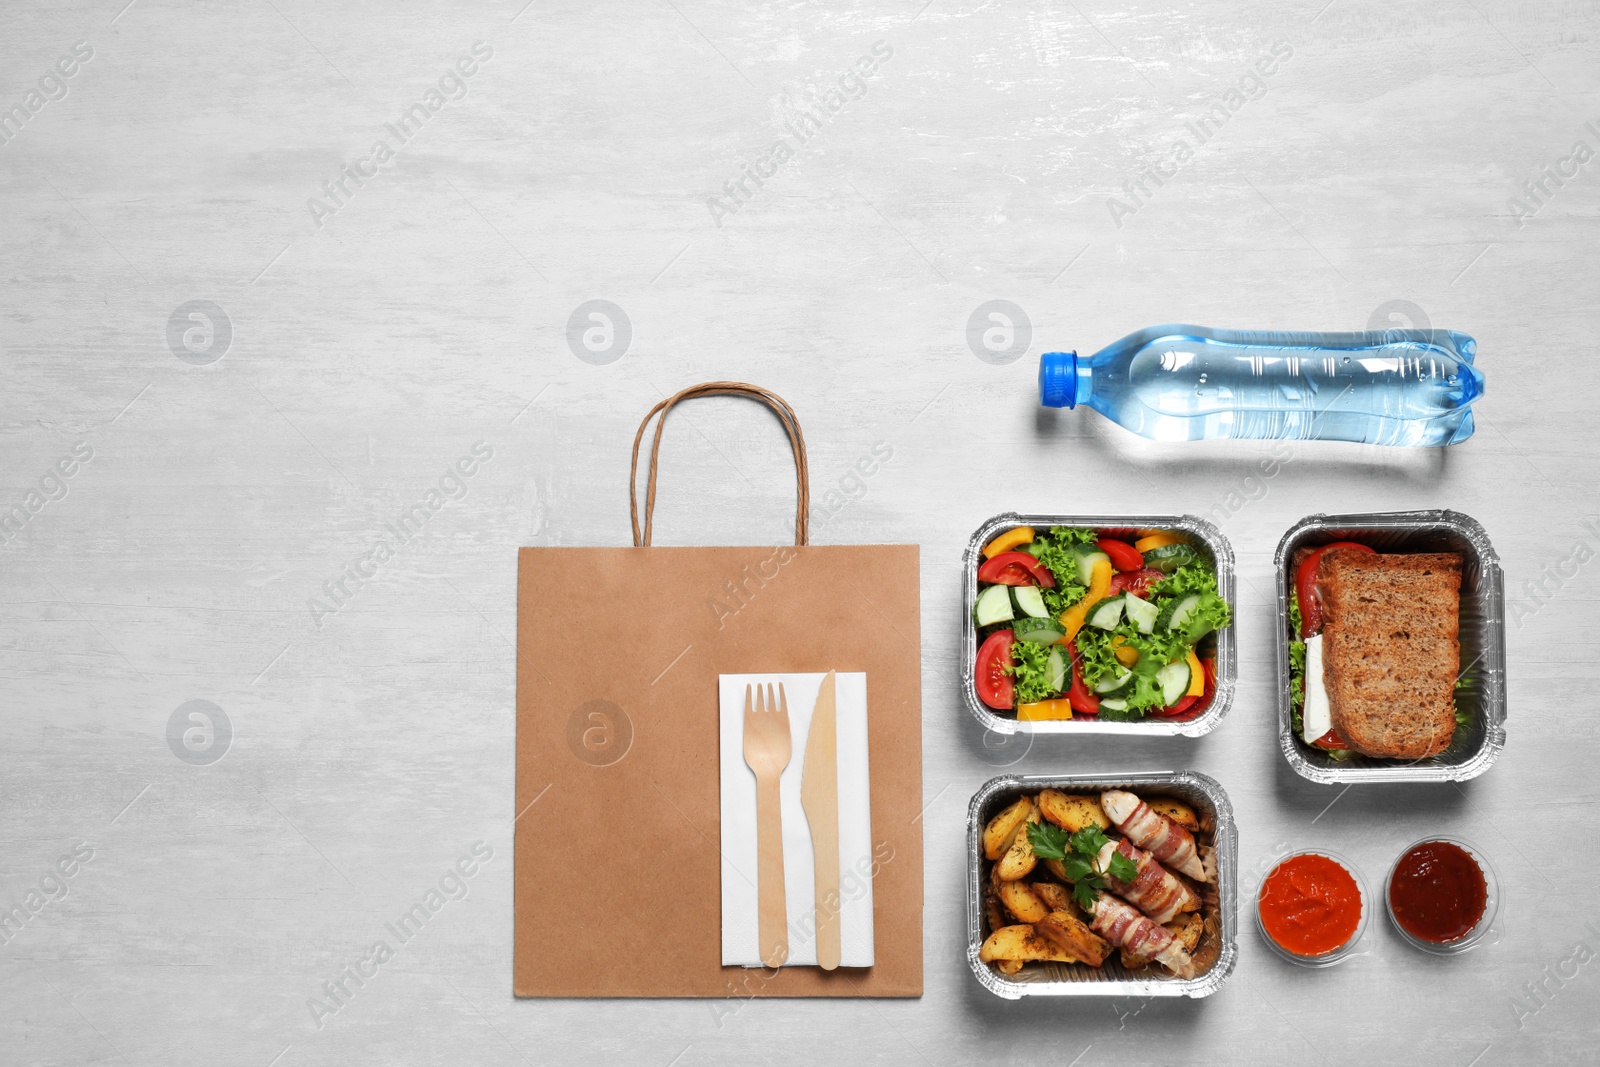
[1310,727,1351,751]
[1294,541,1377,636]
[1154,693,1200,718]
[1067,648,1100,716]
[977,551,1056,588]
[975,630,1016,710]
[984,564,1035,586]
[1096,538,1144,573]
[1109,567,1166,597]
[1157,670,1217,719]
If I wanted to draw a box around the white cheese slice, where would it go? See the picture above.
[1302,634,1331,745]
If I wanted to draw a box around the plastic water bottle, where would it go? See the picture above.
[1038,325,1484,446]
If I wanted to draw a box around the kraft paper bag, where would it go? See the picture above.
[514,383,922,998]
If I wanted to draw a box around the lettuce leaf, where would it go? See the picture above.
[1147,557,1232,640]
[1005,638,1056,705]
[1030,526,1094,612]
[1074,628,1124,689]
[1043,585,1085,618]
[1177,591,1232,644]
[1288,592,1305,735]
[1150,557,1219,600]
[1289,638,1306,736]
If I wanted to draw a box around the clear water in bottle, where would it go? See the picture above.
[1038,325,1484,446]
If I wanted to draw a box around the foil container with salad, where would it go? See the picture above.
[962,513,1236,737]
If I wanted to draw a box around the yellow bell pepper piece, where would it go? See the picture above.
[1185,648,1205,697]
[982,526,1034,559]
[1113,635,1139,668]
[1017,698,1073,721]
[1134,531,1186,554]
[1057,558,1113,644]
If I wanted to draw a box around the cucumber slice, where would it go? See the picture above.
[1013,616,1067,644]
[1158,593,1202,633]
[1092,666,1132,694]
[1013,585,1049,619]
[1123,594,1159,634]
[1099,696,1129,712]
[1156,661,1191,705]
[1074,548,1111,586]
[1143,543,1197,573]
[1087,597,1125,630]
[1046,647,1069,693]
[974,583,1014,626]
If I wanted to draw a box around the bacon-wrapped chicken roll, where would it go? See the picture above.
[1085,892,1196,979]
[1100,789,1208,882]
[1094,837,1200,923]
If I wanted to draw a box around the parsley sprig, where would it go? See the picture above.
[1027,821,1139,908]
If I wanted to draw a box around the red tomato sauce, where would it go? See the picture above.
[1258,854,1363,956]
[1388,841,1488,943]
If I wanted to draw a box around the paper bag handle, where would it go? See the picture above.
[630,382,810,547]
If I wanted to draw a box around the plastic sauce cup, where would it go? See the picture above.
[1384,836,1499,955]
[1255,849,1369,967]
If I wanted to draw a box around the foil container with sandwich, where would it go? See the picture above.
[966,771,1238,999]
[1274,510,1506,784]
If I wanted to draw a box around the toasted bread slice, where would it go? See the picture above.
[1320,549,1461,759]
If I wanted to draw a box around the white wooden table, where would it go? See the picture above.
[3,1,1595,1063]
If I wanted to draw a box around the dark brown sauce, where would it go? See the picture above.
[1388,841,1487,943]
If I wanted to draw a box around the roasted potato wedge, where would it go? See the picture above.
[983,796,1035,860]
[1146,797,1200,833]
[1031,881,1071,913]
[1179,883,1202,914]
[1035,909,1110,967]
[997,879,1049,924]
[1037,790,1110,833]
[995,806,1042,881]
[980,924,1078,964]
[994,958,1024,975]
[1043,857,1071,884]
[983,890,1008,936]
[1035,882,1089,922]
[1170,911,1204,952]
[1120,912,1205,969]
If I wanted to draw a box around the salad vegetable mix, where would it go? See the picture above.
[973,525,1231,721]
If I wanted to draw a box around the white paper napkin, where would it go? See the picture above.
[719,672,874,968]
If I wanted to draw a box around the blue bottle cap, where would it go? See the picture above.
[1038,351,1078,408]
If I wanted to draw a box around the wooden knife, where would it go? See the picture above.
[800,670,841,970]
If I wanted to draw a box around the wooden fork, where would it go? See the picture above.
[743,681,791,968]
